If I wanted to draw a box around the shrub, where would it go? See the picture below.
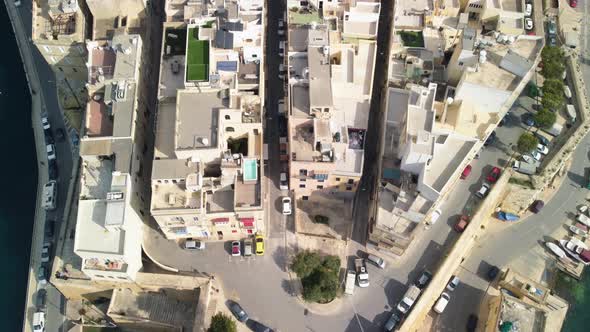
[208,313,237,332]
[517,133,538,153]
[291,251,322,279]
[292,252,341,303]
[534,109,557,129]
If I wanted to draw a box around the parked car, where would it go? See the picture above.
[530,200,545,213]
[244,238,253,256]
[484,132,496,146]
[433,292,450,314]
[524,3,532,16]
[570,0,577,8]
[185,238,205,250]
[55,128,66,142]
[525,18,534,31]
[427,209,442,225]
[537,144,549,155]
[548,36,557,47]
[454,215,470,233]
[522,154,534,164]
[228,301,249,322]
[522,114,535,126]
[41,115,50,130]
[247,319,274,332]
[282,197,292,215]
[231,241,241,257]
[41,243,51,263]
[415,270,432,289]
[279,172,288,190]
[36,289,47,309]
[33,312,45,332]
[467,314,479,332]
[531,150,542,162]
[475,183,491,199]
[45,219,55,239]
[461,165,472,179]
[486,167,501,183]
[487,265,500,281]
[278,19,284,28]
[255,234,265,256]
[446,275,460,292]
[37,266,47,284]
[534,132,550,146]
[383,311,402,331]
[367,254,386,269]
[547,20,557,35]
[49,161,59,180]
[46,144,56,161]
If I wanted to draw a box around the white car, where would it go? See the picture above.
[525,3,532,16]
[282,197,292,215]
[522,154,534,164]
[278,29,285,36]
[475,183,490,199]
[530,150,542,161]
[41,116,50,130]
[433,292,451,314]
[46,144,56,160]
[279,172,289,190]
[33,312,45,332]
[278,19,284,28]
[525,18,534,30]
[427,209,442,225]
[446,275,460,292]
[537,144,549,155]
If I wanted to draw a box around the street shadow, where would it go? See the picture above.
[280,278,299,297]
[565,211,577,222]
[383,278,407,309]
[439,281,486,332]
[566,169,586,187]
[496,157,510,168]
[343,312,376,332]
[272,243,288,272]
[475,260,498,281]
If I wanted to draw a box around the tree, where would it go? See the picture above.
[541,92,564,111]
[321,255,341,273]
[540,46,565,79]
[301,268,339,303]
[526,82,540,98]
[533,109,557,129]
[208,313,237,332]
[291,251,322,279]
[542,79,564,96]
[517,133,538,153]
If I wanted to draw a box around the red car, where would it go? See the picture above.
[454,215,470,233]
[461,165,472,179]
[486,167,501,183]
[570,0,577,7]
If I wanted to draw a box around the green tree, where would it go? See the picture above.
[541,92,564,110]
[321,255,341,273]
[540,46,565,79]
[291,251,322,279]
[527,82,540,98]
[533,109,557,129]
[208,313,237,332]
[517,133,539,153]
[301,268,339,303]
[542,79,564,96]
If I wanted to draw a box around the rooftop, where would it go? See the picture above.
[32,0,85,43]
[308,45,333,108]
[88,45,117,85]
[234,174,261,208]
[186,27,210,82]
[288,7,323,26]
[176,91,227,151]
[497,295,547,332]
[159,26,188,98]
[422,135,476,192]
[111,34,142,80]
[85,99,113,137]
[86,0,146,40]
[75,199,127,255]
[151,159,202,212]
[154,101,177,159]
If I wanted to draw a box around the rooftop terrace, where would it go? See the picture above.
[88,45,116,85]
[186,27,210,82]
[176,91,226,150]
[85,99,113,137]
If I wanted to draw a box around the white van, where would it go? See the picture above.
[563,85,572,99]
[33,312,45,332]
[433,292,450,314]
[42,181,57,211]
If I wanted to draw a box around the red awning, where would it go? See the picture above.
[212,218,229,223]
[240,218,255,228]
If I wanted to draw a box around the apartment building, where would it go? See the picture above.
[85,0,147,40]
[370,4,543,254]
[285,2,377,203]
[32,0,87,81]
[150,0,265,241]
[74,33,144,281]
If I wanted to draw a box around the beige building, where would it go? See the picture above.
[74,33,145,281]
[85,0,146,40]
[150,0,265,241]
[32,0,87,81]
[286,4,377,202]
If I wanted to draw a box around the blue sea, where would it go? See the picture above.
[0,4,38,331]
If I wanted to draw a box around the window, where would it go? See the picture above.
[302,196,309,200]
[317,185,324,189]
[58,47,65,53]
[225,115,231,120]
[117,277,127,280]
[318,179,324,182]
[458,61,464,66]
[58,67,64,72]
[226,127,235,132]
[247,229,253,234]
[95,275,105,278]
[299,184,306,188]
[300,178,306,182]
[335,177,341,181]
[346,186,352,191]
[232,229,238,233]
[43,46,51,53]
[299,169,308,176]
[348,179,354,184]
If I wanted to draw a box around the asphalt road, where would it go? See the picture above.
[12,1,73,331]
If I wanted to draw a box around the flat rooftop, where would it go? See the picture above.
[289,27,309,52]
[498,295,546,332]
[80,157,113,200]
[308,46,333,108]
[88,46,116,85]
[154,101,176,159]
[75,200,126,255]
[32,0,85,42]
[423,135,476,192]
[160,55,186,98]
[85,99,113,137]
[112,34,141,80]
[151,182,202,211]
[235,175,261,207]
[406,84,436,135]
[176,91,226,150]
[206,187,234,213]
